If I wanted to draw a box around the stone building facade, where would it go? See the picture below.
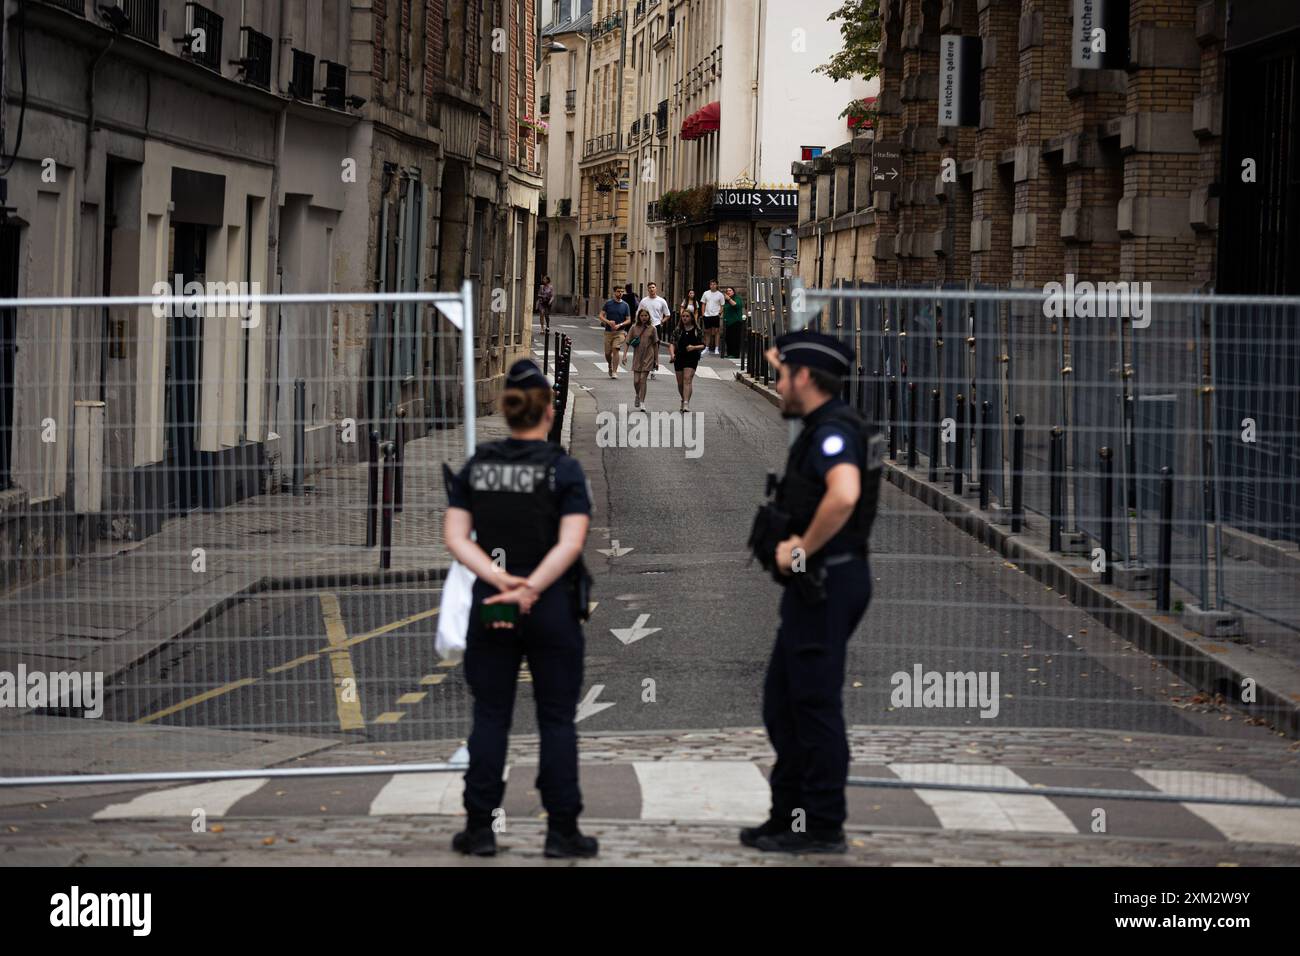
[0,0,538,593]
[793,0,1298,296]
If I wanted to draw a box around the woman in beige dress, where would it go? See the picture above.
[627,308,660,410]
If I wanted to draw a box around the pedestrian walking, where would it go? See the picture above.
[700,279,726,354]
[678,289,698,328]
[627,308,659,409]
[639,281,672,375]
[599,285,631,379]
[744,331,884,854]
[443,358,598,860]
[722,286,746,358]
[622,282,639,317]
[668,308,706,412]
[537,276,555,328]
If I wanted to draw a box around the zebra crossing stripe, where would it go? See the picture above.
[369,770,480,816]
[887,764,1077,833]
[632,761,770,822]
[1135,770,1300,846]
[93,778,269,820]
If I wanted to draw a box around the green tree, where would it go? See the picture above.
[814,0,882,121]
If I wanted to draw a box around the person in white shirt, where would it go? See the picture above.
[700,279,726,354]
[639,282,672,375]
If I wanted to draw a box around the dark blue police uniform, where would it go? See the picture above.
[748,331,882,852]
[446,421,592,836]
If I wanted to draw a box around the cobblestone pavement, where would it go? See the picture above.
[5,813,1299,867]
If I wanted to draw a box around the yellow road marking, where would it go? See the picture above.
[267,653,319,674]
[397,692,426,705]
[340,606,440,650]
[373,711,405,724]
[320,593,365,731]
[420,674,446,686]
[136,678,259,725]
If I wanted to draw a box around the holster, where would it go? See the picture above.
[748,502,829,605]
[569,558,594,622]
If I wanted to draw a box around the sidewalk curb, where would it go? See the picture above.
[733,371,1300,737]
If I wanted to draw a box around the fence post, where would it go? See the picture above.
[953,393,965,495]
[543,321,551,375]
[366,429,380,548]
[887,376,898,461]
[929,388,941,482]
[292,378,306,496]
[1156,465,1173,611]
[979,400,992,510]
[394,405,406,513]
[380,441,395,570]
[907,381,918,469]
[1011,414,1025,533]
[1100,445,1113,584]
[1049,425,1063,552]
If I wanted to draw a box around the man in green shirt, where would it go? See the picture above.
[722,287,746,359]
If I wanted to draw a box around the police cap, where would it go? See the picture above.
[505,358,552,391]
[774,330,854,375]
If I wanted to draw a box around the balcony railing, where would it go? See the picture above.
[236,26,272,89]
[540,93,551,115]
[39,0,86,13]
[647,201,662,223]
[289,48,316,101]
[565,89,576,113]
[557,198,572,217]
[583,132,623,159]
[183,2,223,71]
[633,0,646,21]
[591,10,624,37]
[320,60,347,109]
[118,0,161,45]
[630,118,640,138]
[655,99,668,136]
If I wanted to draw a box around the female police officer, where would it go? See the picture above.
[443,358,598,859]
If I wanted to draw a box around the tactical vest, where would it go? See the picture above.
[464,440,564,572]
[776,405,884,553]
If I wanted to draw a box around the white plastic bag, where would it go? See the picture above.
[436,560,475,663]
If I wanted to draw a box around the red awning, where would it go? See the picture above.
[681,101,720,140]
[694,100,720,135]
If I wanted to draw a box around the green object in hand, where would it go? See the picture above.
[480,603,518,626]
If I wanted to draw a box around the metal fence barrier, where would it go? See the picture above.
[0,287,487,784]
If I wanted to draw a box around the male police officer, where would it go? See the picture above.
[743,330,882,853]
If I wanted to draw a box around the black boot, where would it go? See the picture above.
[451,825,497,857]
[753,828,847,855]
[739,817,787,848]
[544,827,599,859]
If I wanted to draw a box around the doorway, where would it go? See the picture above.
[165,222,206,513]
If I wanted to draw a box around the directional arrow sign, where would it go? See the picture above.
[597,539,634,557]
[871,142,902,193]
[610,613,660,645]
[575,684,616,723]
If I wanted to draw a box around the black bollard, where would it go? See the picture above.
[1156,465,1173,611]
[1011,414,1025,533]
[543,324,550,375]
[366,429,379,548]
[979,400,992,511]
[954,393,966,495]
[1049,426,1064,552]
[888,376,899,461]
[907,382,918,469]
[380,441,395,570]
[929,388,941,482]
[394,406,406,514]
[1100,446,1113,584]
[293,378,306,496]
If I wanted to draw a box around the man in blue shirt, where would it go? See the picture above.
[600,286,632,379]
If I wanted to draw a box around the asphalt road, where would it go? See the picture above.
[97,314,1276,748]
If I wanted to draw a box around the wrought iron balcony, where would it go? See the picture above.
[565,89,576,113]
[540,93,551,115]
[235,26,272,89]
[183,2,223,71]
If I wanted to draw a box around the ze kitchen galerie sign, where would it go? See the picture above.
[713,188,798,218]
[938,34,981,127]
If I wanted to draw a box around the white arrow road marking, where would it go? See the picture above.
[597,539,634,557]
[610,613,660,645]
[575,684,616,723]
[94,779,269,819]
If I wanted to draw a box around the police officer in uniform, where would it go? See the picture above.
[743,331,882,853]
[443,358,598,859]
